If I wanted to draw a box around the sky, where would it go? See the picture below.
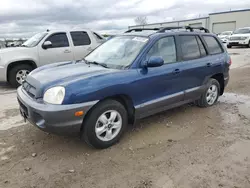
[0,0,250,38]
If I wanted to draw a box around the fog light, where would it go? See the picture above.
[75,111,84,117]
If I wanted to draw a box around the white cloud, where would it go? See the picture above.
[0,0,250,38]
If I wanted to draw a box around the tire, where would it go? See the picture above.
[82,99,128,149]
[248,41,250,48]
[227,45,232,48]
[195,78,220,108]
[8,64,33,88]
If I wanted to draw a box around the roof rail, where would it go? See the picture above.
[158,26,210,33]
[125,28,160,33]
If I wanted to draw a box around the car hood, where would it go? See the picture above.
[26,61,118,98]
[0,47,32,54]
[230,33,250,37]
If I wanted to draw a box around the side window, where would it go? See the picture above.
[93,32,103,40]
[45,33,69,48]
[147,36,176,64]
[203,36,223,55]
[196,36,207,57]
[70,31,91,46]
[180,35,200,60]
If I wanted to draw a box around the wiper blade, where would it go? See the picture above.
[88,61,108,68]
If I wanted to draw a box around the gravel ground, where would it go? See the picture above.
[1,48,250,188]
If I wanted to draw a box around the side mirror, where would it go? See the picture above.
[42,41,52,49]
[146,56,164,68]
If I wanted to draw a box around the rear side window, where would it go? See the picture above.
[180,35,200,60]
[196,36,207,57]
[45,33,69,48]
[203,36,223,55]
[70,31,91,46]
[147,36,177,64]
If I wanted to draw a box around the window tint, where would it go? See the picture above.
[70,31,91,46]
[45,33,69,48]
[180,35,200,60]
[93,32,103,40]
[196,36,207,57]
[147,36,176,64]
[203,36,223,55]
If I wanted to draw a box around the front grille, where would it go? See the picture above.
[230,37,243,40]
[22,81,36,98]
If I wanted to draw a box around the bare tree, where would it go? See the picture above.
[134,16,148,26]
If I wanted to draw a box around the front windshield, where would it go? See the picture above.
[234,28,250,34]
[85,36,149,68]
[22,32,48,47]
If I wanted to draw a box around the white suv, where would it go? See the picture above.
[0,29,105,87]
[227,27,250,48]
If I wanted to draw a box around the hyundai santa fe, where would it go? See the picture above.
[17,26,231,149]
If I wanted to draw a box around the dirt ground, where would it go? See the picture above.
[1,48,250,188]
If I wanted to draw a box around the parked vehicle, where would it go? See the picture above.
[0,29,105,87]
[227,27,250,48]
[218,31,232,43]
[17,27,231,149]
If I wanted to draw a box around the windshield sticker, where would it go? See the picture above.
[132,37,148,43]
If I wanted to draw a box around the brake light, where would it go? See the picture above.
[228,57,232,66]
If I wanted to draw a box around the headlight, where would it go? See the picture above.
[241,37,248,40]
[43,86,65,104]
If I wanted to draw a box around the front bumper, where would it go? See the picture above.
[228,39,249,46]
[17,87,98,136]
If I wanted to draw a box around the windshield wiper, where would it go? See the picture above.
[87,61,108,68]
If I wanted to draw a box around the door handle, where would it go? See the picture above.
[64,49,71,53]
[207,63,212,67]
[173,69,181,74]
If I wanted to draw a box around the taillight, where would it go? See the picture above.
[228,57,232,66]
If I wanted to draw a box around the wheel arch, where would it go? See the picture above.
[211,73,224,95]
[81,94,136,133]
[7,60,37,82]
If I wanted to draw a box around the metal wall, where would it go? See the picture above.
[129,9,250,34]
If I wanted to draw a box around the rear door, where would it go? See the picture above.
[70,31,92,60]
[38,32,74,65]
[177,34,211,100]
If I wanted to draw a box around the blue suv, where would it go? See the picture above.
[17,27,231,148]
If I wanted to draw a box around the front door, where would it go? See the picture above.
[38,32,73,66]
[135,36,185,118]
[69,31,93,60]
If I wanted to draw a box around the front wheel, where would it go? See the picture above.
[82,99,128,149]
[8,64,33,88]
[195,78,220,108]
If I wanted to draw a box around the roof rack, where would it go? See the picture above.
[125,28,160,33]
[158,26,210,33]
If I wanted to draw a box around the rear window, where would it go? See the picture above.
[180,35,200,60]
[70,31,91,46]
[203,36,223,55]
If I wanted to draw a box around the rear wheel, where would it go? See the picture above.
[82,99,128,149]
[195,78,220,108]
[8,64,33,88]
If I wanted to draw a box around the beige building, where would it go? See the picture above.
[129,9,250,34]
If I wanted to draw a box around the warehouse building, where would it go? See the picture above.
[129,9,250,34]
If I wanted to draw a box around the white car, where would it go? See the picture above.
[0,29,105,87]
[218,31,233,43]
[227,27,250,48]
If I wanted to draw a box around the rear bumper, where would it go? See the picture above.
[224,75,229,87]
[17,87,98,136]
